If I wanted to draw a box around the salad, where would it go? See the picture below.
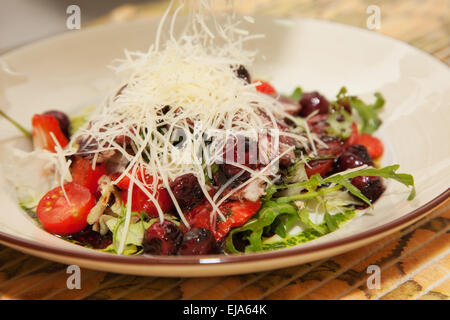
[3,2,415,256]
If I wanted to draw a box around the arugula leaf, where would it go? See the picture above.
[275,184,343,204]
[261,210,355,251]
[325,164,416,200]
[273,164,415,205]
[225,202,298,253]
[324,212,339,232]
[324,174,372,207]
[273,213,298,238]
[350,92,385,134]
[289,87,303,101]
[298,208,327,235]
[262,184,279,201]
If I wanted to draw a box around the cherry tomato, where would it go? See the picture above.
[121,187,173,218]
[71,157,107,194]
[305,159,333,178]
[117,170,173,218]
[254,80,276,94]
[110,172,131,190]
[36,183,95,235]
[185,199,261,241]
[32,114,68,152]
[215,200,261,241]
[352,133,384,159]
[111,168,152,190]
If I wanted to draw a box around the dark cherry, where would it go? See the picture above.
[43,110,70,138]
[178,228,217,255]
[143,220,183,255]
[351,176,385,204]
[170,174,204,210]
[234,65,251,83]
[334,144,374,172]
[65,226,112,249]
[298,91,330,117]
[216,135,258,185]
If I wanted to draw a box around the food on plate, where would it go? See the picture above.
[3,1,415,256]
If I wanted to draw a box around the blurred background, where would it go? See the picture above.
[0,0,449,301]
[0,0,153,51]
[1,0,448,64]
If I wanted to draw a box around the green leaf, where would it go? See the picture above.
[70,105,96,135]
[325,164,416,200]
[350,92,385,134]
[275,184,342,203]
[298,208,327,235]
[325,175,372,207]
[261,210,355,252]
[262,184,279,201]
[106,215,150,254]
[324,213,339,232]
[225,202,298,253]
[289,87,303,101]
[273,164,415,206]
[273,214,298,238]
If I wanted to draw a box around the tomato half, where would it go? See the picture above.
[112,168,173,217]
[215,200,261,241]
[111,168,152,190]
[254,80,276,95]
[352,133,384,159]
[121,186,173,218]
[36,183,95,235]
[71,157,107,194]
[185,199,261,241]
[32,114,68,152]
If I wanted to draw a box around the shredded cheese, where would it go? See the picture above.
[47,0,321,254]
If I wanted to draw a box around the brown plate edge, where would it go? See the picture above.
[0,188,448,267]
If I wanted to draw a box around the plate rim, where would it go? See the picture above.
[0,17,449,268]
[0,188,448,266]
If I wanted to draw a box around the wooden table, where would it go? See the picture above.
[0,0,449,300]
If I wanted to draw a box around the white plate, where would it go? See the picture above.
[0,17,448,277]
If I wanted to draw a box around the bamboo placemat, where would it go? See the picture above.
[0,0,449,300]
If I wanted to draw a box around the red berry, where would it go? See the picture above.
[178,228,217,255]
[351,176,385,204]
[143,221,183,255]
[334,144,374,172]
[299,91,329,117]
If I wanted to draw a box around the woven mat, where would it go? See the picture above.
[0,0,449,300]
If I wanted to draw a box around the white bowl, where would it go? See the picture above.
[0,17,448,277]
